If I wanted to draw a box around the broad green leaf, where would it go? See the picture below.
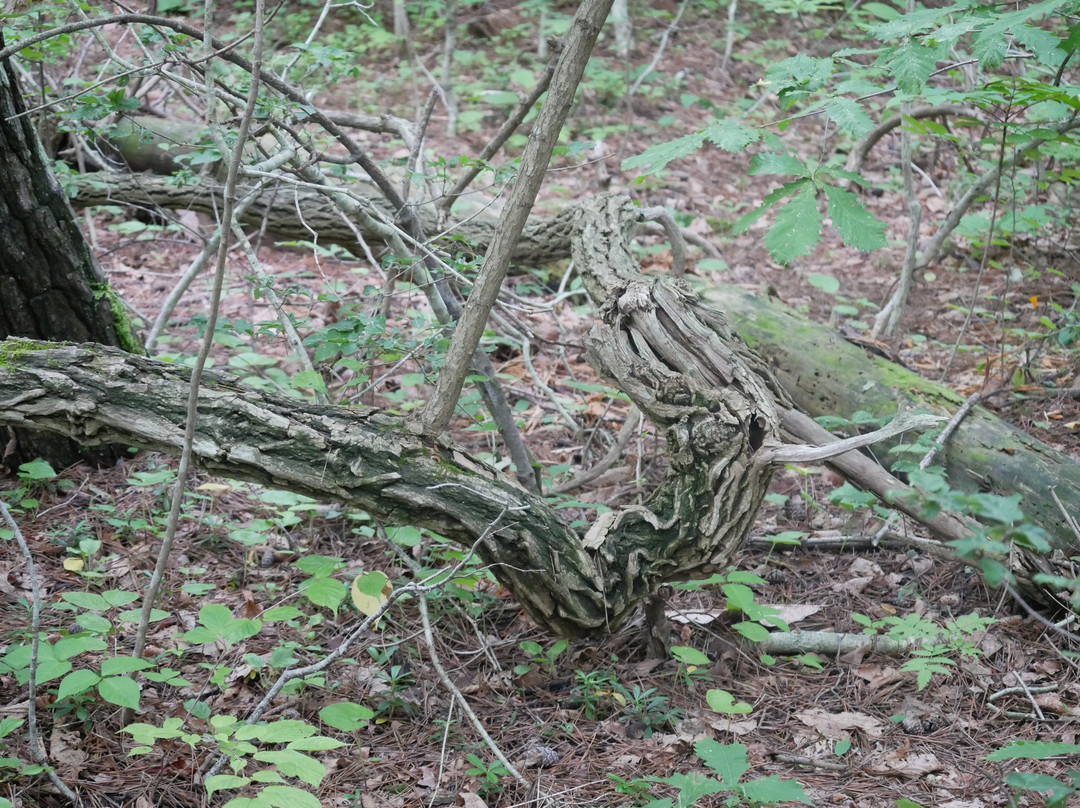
[197,604,234,633]
[695,738,749,786]
[319,702,375,731]
[253,749,326,787]
[98,676,140,709]
[75,612,112,634]
[54,635,107,660]
[868,6,958,39]
[262,606,304,621]
[986,740,1080,760]
[0,718,24,739]
[671,646,711,666]
[100,656,154,677]
[256,785,322,808]
[706,688,754,715]
[61,592,108,611]
[290,370,327,393]
[808,273,840,295]
[650,770,726,803]
[292,556,344,577]
[205,774,251,799]
[57,669,101,701]
[824,186,887,251]
[286,736,346,751]
[103,590,139,608]
[300,576,346,612]
[741,774,812,804]
[235,719,317,743]
[764,184,821,264]
[733,621,771,642]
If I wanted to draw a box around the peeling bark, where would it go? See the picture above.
[0,197,786,637]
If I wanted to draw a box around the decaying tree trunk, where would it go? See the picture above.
[0,198,786,637]
[67,172,579,265]
[0,33,135,469]
[706,286,1080,556]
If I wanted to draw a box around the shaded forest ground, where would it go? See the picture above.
[4,2,1080,806]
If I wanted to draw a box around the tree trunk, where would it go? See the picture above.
[0,198,783,637]
[705,285,1080,555]
[0,34,137,469]
[66,172,580,265]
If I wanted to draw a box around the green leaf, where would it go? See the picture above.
[749,152,808,177]
[705,688,754,715]
[733,178,812,235]
[702,117,760,152]
[881,40,942,94]
[827,97,875,138]
[290,370,327,393]
[808,273,840,295]
[235,719,317,743]
[764,184,822,264]
[255,785,322,808]
[75,612,112,634]
[253,749,326,787]
[671,646,711,665]
[292,556,344,577]
[103,590,139,608]
[825,185,887,251]
[986,740,1080,761]
[100,656,154,677]
[286,736,346,751]
[57,669,101,701]
[694,738,749,786]
[61,592,108,611]
[622,130,706,175]
[98,675,140,709]
[53,635,107,660]
[741,773,812,804]
[319,702,375,731]
[206,774,251,799]
[300,576,346,612]
[262,606,305,621]
[733,621,771,642]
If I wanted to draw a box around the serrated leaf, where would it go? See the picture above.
[749,152,809,177]
[701,117,760,152]
[98,675,140,709]
[350,571,391,618]
[733,178,812,235]
[764,184,822,264]
[319,701,375,731]
[881,40,941,94]
[824,185,887,251]
[622,130,706,174]
[57,669,101,701]
[695,738,749,785]
[827,97,874,138]
[868,6,956,40]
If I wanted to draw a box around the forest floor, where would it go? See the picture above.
[4,2,1080,807]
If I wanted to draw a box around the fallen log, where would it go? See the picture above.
[67,172,577,265]
[706,285,1080,555]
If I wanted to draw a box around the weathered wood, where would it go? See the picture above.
[0,198,786,637]
[67,172,578,265]
[705,285,1080,554]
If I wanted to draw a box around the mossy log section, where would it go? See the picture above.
[705,286,1080,554]
[0,197,784,637]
